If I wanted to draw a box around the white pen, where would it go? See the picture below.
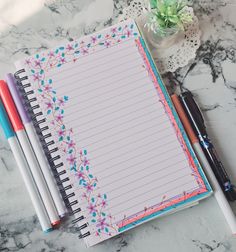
[0,98,52,232]
[6,73,66,218]
[171,94,236,234]
[0,80,60,226]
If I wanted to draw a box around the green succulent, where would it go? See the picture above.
[146,0,192,36]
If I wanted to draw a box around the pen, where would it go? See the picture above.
[6,73,66,218]
[171,94,236,234]
[179,91,236,202]
[0,98,52,233]
[0,80,60,226]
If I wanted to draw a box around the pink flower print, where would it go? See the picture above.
[68,140,75,148]
[117,39,121,43]
[97,193,101,198]
[69,128,73,133]
[66,44,73,51]
[34,60,41,67]
[76,170,85,180]
[60,57,66,64]
[44,84,52,92]
[45,101,53,109]
[104,40,111,48]
[58,98,64,106]
[25,59,31,65]
[80,40,85,46]
[83,157,89,166]
[81,48,88,55]
[57,128,65,137]
[87,203,96,214]
[91,36,97,43]
[66,154,76,165]
[56,114,63,122]
[82,192,87,198]
[111,27,117,34]
[126,29,132,37]
[48,51,54,57]
[96,218,107,230]
[105,34,110,39]
[85,184,93,193]
[95,231,100,236]
[33,73,40,81]
[101,199,107,208]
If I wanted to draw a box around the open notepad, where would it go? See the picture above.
[14,19,212,247]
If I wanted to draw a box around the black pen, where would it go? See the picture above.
[179,91,236,201]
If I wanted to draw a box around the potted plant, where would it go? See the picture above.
[144,0,193,48]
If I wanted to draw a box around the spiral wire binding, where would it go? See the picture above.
[14,69,90,239]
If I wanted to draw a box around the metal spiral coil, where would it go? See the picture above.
[14,69,90,238]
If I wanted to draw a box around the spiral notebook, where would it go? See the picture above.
[11,19,211,247]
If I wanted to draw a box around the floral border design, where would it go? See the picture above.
[24,21,139,238]
[115,37,211,230]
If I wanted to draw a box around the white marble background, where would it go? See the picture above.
[1,0,236,251]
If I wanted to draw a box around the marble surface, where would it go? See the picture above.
[0,0,236,251]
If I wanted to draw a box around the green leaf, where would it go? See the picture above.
[150,0,157,8]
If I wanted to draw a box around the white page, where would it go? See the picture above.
[15,20,211,247]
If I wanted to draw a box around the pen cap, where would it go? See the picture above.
[0,80,24,132]
[0,99,15,139]
[6,73,31,124]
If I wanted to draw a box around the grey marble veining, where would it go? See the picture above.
[1,0,236,251]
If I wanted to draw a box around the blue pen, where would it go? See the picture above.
[0,98,52,233]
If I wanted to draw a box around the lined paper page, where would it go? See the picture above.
[18,20,209,246]
[47,38,200,220]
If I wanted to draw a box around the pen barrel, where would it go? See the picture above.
[16,130,60,223]
[180,94,236,201]
[193,143,236,234]
[202,144,236,201]
[8,137,52,232]
[25,122,66,217]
